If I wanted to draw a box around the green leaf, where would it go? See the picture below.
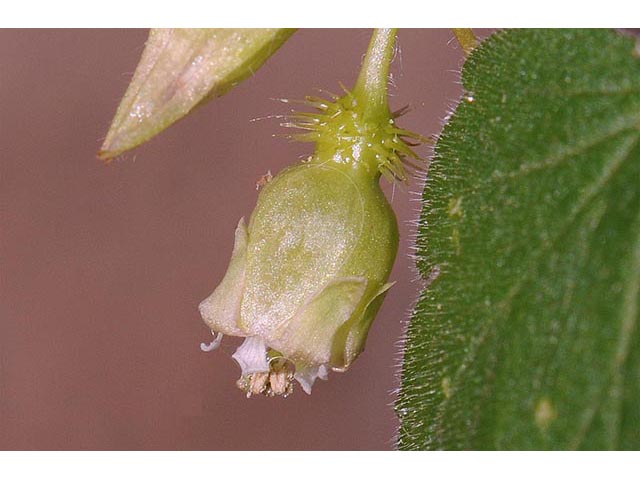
[99,28,295,160]
[398,29,640,450]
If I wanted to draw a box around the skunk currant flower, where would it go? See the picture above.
[199,29,425,396]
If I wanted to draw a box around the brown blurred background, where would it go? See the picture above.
[0,29,473,450]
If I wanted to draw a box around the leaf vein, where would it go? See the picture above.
[570,195,640,449]
[489,125,639,184]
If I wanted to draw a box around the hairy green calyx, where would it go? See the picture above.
[285,91,426,182]
[282,29,425,183]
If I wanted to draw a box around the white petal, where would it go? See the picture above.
[294,364,330,395]
[200,331,223,352]
[231,336,270,376]
[318,364,329,380]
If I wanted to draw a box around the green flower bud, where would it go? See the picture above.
[99,28,294,160]
[199,29,424,396]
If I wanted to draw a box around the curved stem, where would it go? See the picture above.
[352,28,398,122]
[453,28,478,56]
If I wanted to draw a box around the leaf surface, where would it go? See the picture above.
[398,29,640,450]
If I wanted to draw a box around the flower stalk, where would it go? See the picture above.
[352,28,398,123]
